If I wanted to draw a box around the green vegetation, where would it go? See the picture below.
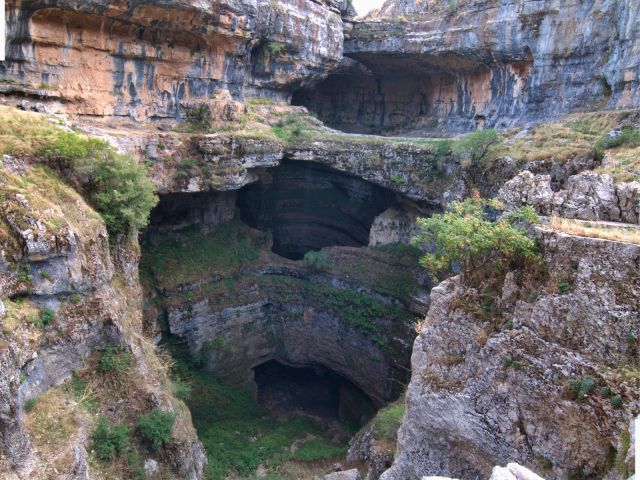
[303,250,332,270]
[137,409,176,451]
[412,198,541,281]
[610,395,623,409]
[501,356,523,369]
[92,416,130,461]
[558,282,571,295]
[369,400,405,441]
[185,103,213,131]
[41,130,157,236]
[447,0,457,14]
[28,307,55,329]
[568,375,596,401]
[24,397,38,412]
[97,344,133,377]
[140,221,264,290]
[594,128,640,151]
[170,350,348,480]
[451,129,500,166]
[265,41,286,57]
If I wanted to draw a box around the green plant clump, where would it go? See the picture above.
[303,250,331,270]
[568,375,596,401]
[451,129,500,166]
[42,132,158,235]
[185,103,213,131]
[412,198,541,281]
[92,416,130,461]
[137,409,176,451]
[97,344,133,377]
[595,128,640,150]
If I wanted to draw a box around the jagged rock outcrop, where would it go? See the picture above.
[423,462,546,480]
[381,228,639,480]
[499,170,640,224]
[0,162,206,479]
[2,0,347,118]
[294,0,640,134]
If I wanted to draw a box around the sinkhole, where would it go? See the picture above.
[237,160,395,260]
[254,360,377,427]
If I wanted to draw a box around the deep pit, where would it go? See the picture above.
[141,159,422,477]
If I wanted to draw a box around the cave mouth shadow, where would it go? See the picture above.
[254,360,377,428]
[237,160,396,260]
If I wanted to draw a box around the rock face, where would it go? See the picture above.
[2,0,347,118]
[294,0,640,133]
[499,170,640,224]
[0,163,206,479]
[381,229,639,480]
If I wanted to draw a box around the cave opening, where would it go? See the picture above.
[292,52,533,135]
[237,160,396,260]
[254,360,377,428]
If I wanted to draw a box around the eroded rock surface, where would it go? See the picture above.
[381,229,639,480]
[499,170,640,224]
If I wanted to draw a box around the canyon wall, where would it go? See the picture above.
[2,0,347,118]
[295,0,640,133]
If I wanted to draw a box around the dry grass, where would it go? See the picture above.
[498,111,620,163]
[0,105,67,156]
[548,217,640,244]
[595,145,640,182]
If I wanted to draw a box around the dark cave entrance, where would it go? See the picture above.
[254,360,377,427]
[237,160,395,260]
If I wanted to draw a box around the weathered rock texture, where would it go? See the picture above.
[0,162,206,479]
[295,0,640,133]
[2,0,347,118]
[499,170,640,224]
[381,229,639,480]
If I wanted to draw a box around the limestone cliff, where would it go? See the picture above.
[0,154,205,479]
[2,0,347,118]
[295,0,640,134]
[381,228,639,480]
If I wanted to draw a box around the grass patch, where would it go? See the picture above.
[140,220,266,290]
[548,217,640,244]
[170,350,347,480]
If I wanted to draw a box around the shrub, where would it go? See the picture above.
[610,395,623,409]
[171,378,193,400]
[90,152,158,235]
[568,375,595,401]
[185,104,212,131]
[42,132,158,235]
[600,386,612,398]
[39,308,55,326]
[137,409,176,451]
[265,41,285,57]
[447,0,457,14]
[92,416,130,461]
[452,129,500,166]
[595,128,640,150]
[558,282,571,295]
[412,198,540,281]
[24,397,37,412]
[97,344,133,377]
[303,250,331,270]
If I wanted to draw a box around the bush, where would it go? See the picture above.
[568,375,596,401]
[97,344,133,377]
[39,308,55,325]
[452,129,500,166]
[90,152,158,235]
[137,409,176,451]
[92,416,130,461]
[41,132,158,235]
[411,198,540,281]
[303,250,331,270]
[610,395,623,409]
[184,104,212,131]
[24,397,37,412]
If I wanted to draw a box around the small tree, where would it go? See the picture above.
[184,103,212,131]
[411,198,540,282]
[452,129,500,166]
